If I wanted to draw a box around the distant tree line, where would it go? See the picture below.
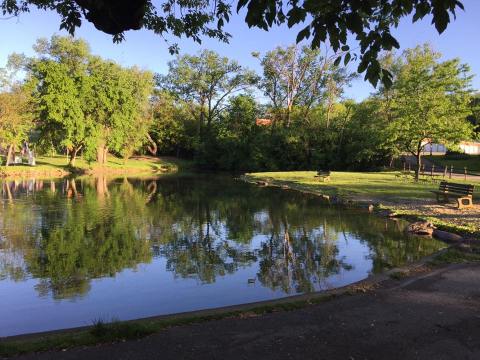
[0,36,476,174]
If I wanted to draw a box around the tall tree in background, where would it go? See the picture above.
[159,50,257,139]
[255,45,352,127]
[384,45,473,180]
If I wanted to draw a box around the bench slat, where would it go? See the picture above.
[435,181,475,197]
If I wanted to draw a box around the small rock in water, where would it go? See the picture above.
[248,278,256,284]
[407,221,435,236]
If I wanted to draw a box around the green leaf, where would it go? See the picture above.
[296,26,311,43]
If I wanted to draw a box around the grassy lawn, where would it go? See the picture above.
[426,155,480,173]
[246,171,480,203]
[1,155,191,177]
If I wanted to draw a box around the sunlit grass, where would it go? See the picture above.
[1,155,191,176]
[247,171,480,203]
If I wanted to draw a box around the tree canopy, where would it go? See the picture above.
[1,0,465,87]
[25,36,154,165]
[378,44,473,178]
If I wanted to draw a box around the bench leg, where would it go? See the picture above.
[457,197,473,209]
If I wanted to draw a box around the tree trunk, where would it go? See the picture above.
[5,144,13,166]
[69,152,76,166]
[415,152,422,181]
[286,105,292,127]
[97,146,104,164]
[103,147,108,164]
[97,144,108,165]
[146,133,157,155]
[68,146,82,166]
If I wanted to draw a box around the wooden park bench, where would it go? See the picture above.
[314,170,331,182]
[432,181,474,209]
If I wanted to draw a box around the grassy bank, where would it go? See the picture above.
[0,155,191,178]
[245,171,480,236]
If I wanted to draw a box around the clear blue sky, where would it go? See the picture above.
[1,0,479,101]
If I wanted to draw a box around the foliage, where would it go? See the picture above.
[86,57,154,162]
[159,49,258,138]
[24,36,153,165]
[255,45,354,127]
[1,0,465,86]
[467,93,480,137]
[379,45,473,178]
[0,57,34,164]
[0,85,33,161]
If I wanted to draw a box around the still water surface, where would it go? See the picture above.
[0,175,444,336]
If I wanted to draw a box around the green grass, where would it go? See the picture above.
[426,155,480,173]
[0,155,191,177]
[428,248,480,266]
[246,171,480,203]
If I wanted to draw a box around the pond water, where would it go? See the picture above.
[0,175,445,337]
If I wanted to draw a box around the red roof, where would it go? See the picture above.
[256,118,272,126]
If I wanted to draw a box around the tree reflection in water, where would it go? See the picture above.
[0,175,445,300]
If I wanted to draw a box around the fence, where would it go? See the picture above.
[401,162,480,181]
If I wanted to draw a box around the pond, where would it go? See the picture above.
[0,175,445,337]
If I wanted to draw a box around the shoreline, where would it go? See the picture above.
[241,173,480,241]
[1,246,466,357]
[0,156,184,180]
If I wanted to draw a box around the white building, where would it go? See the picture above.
[423,141,480,155]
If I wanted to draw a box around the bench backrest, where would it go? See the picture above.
[438,181,474,196]
[317,170,331,176]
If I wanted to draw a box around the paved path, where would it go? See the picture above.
[13,263,480,360]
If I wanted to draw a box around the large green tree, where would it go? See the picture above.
[1,0,465,86]
[28,36,97,165]
[382,45,473,179]
[26,36,153,165]
[87,58,154,164]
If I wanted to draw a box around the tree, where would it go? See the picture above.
[25,36,154,165]
[1,0,465,86]
[255,44,352,127]
[0,85,33,166]
[28,36,97,165]
[86,58,154,164]
[467,93,480,137]
[0,57,34,165]
[384,45,473,180]
[149,90,196,157]
[159,50,257,139]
